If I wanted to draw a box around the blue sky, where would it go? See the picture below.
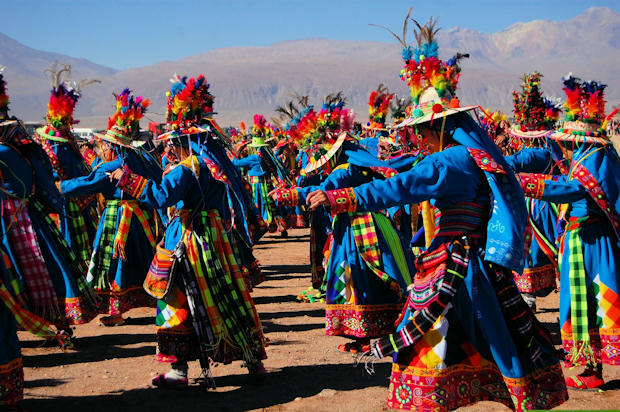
[4,0,618,70]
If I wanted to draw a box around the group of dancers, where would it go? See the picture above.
[1,9,619,412]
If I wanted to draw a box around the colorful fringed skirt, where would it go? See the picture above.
[559,217,620,366]
[324,212,412,339]
[386,239,567,411]
[513,198,558,296]
[87,199,157,316]
[155,209,266,365]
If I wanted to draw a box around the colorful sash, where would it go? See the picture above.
[565,216,592,362]
[66,199,92,263]
[350,213,404,297]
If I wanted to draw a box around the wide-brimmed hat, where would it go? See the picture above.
[302,131,348,176]
[549,74,615,146]
[94,88,150,150]
[396,87,475,128]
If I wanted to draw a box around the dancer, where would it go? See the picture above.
[504,72,563,311]
[308,14,567,411]
[59,89,161,326]
[110,74,266,388]
[519,74,619,390]
[34,63,100,270]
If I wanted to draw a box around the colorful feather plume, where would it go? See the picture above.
[166,74,214,129]
[367,84,394,127]
[512,72,550,131]
[561,73,607,124]
[252,114,272,138]
[376,11,468,105]
[107,88,151,134]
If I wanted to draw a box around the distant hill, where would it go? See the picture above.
[2,6,619,128]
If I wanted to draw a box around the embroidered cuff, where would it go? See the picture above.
[519,173,549,199]
[326,187,357,214]
[82,148,98,166]
[273,188,299,207]
[117,165,148,199]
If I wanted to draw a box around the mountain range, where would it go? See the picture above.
[1,6,619,128]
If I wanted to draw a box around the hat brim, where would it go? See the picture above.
[302,132,348,176]
[94,130,145,149]
[549,131,610,145]
[396,106,476,128]
[156,126,208,142]
[35,127,70,143]
[508,128,553,139]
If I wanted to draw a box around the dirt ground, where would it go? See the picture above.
[18,229,620,411]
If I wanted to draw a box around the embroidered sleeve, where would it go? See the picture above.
[325,187,357,214]
[272,188,300,207]
[519,173,550,199]
[117,165,148,199]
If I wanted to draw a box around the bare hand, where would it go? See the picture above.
[108,168,124,182]
[306,190,328,211]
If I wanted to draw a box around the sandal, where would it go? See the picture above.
[152,373,189,389]
[565,373,604,391]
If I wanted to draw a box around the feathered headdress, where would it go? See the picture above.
[551,73,617,145]
[165,74,214,130]
[108,88,150,131]
[372,10,471,126]
[512,72,554,132]
[367,84,394,129]
[94,89,150,148]
[37,62,100,142]
[0,66,9,121]
[561,73,607,124]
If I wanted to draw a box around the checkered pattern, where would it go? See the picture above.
[89,201,120,289]
[4,199,58,318]
[66,200,92,263]
[568,220,589,348]
[350,213,401,296]
[113,201,156,260]
[31,199,98,310]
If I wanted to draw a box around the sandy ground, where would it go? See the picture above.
[18,229,620,411]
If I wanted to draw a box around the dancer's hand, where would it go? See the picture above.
[267,188,279,200]
[306,190,328,211]
[108,168,124,182]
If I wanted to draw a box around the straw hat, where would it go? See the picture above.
[94,88,150,149]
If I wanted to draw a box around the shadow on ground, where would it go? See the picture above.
[22,333,156,368]
[22,362,391,411]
